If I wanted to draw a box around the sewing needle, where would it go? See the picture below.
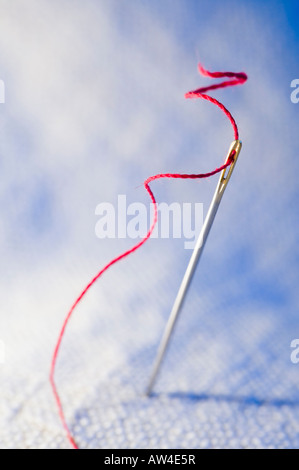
[146,140,242,395]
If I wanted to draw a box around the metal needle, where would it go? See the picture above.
[146,140,242,395]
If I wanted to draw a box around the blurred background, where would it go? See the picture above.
[0,0,298,449]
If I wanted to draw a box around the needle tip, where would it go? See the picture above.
[144,386,153,397]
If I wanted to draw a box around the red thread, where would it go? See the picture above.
[185,63,247,140]
[50,63,247,449]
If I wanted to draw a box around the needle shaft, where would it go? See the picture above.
[146,140,242,395]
